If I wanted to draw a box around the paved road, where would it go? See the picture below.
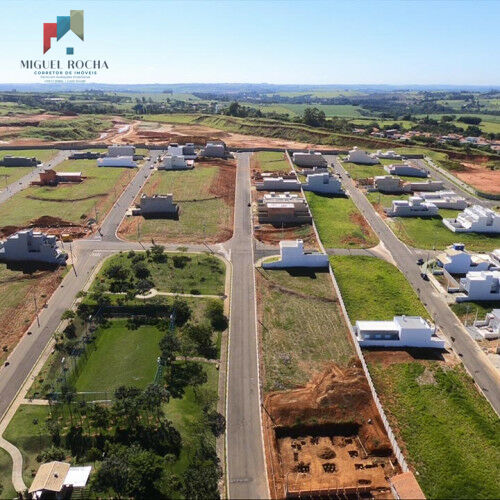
[330,155,500,414]
[226,153,268,499]
[415,158,497,209]
[0,153,161,421]
[0,150,69,205]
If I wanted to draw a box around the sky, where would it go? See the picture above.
[1,0,499,85]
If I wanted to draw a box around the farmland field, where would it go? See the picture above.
[258,268,354,392]
[0,159,135,227]
[304,191,379,248]
[118,161,235,243]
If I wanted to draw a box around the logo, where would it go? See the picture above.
[43,10,84,54]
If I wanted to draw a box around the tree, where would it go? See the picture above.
[133,262,150,279]
[185,324,216,359]
[168,362,207,398]
[205,300,227,331]
[302,107,326,127]
[465,125,482,137]
[150,244,166,263]
[105,263,129,281]
[92,444,164,499]
[182,458,221,499]
[38,445,66,463]
[207,411,226,437]
[458,115,482,125]
[61,309,75,320]
[227,101,241,117]
[159,330,180,367]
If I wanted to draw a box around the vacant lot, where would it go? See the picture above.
[96,251,226,296]
[366,360,500,499]
[258,268,354,392]
[252,151,291,172]
[74,319,164,392]
[342,162,386,180]
[118,161,235,243]
[0,159,135,229]
[330,255,428,321]
[0,149,57,186]
[0,263,65,364]
[305,191,378,248]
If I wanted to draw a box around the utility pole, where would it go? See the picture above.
[70,243,77,276]
[33,290,40,327]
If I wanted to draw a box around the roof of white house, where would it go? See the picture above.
[355,320,398,331]
[63,466,91,488]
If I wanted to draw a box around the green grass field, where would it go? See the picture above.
[73,319,164,392]
[3,404,52,486]
[163,362,218,476]
[0,447,15,498]
[119,164,233,243]
[252,151,290,172]
[342,163,387,179]
[304,191,379,248]
[96,251,226,295]
[367,361,500,499]
[259,268,354,391]
[0,159,135,227]
[330,255,429,321]
[0,149,58,186]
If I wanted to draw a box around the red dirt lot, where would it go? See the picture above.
[263,364,399,499]
[455,162,500,195]
[0,266,65,364]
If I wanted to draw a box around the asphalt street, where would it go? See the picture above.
[330,155,500,414]
[0,150,69,205]
[226,153,268,499]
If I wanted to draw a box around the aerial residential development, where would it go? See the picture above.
[0,1,499,499]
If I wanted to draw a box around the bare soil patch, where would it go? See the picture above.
[454,162,500,194]
[0,267,64,363]
[0,216,88,239]
[263,364,399,498]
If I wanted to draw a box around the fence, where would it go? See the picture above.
[328,265,409,472]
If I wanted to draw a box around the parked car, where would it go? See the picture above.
[416,258,424,265]
[420,272,429,281]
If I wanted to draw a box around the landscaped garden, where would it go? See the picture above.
[304,192,379,248]
[4,247,228,498]
[258,267,354,392]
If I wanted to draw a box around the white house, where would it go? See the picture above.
[386,196,439,217]
[158,155,194,170]
[443,205,500,234]
[415,191,468,210]
[375,150,402,160]
[302,172,345,195]
[354,316,445,348]
[436,243,495,274]
[0,229,68,265]
[257,196,312,224]
[166,143,197,160]
[200,141,229,158]
[255,176,301,191]
[29,462,91,499]
[108,145,135,157]
[458,270,500,302]
[474,309,500,339]
[135,194,179,217]
[261,192,302,204]
[97,156,136,168]
[384,163,428,178]
[292,151,327,168]
[346,147,379,164]
[262,240,329,269]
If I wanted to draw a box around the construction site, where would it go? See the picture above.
[263,364,400,499]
